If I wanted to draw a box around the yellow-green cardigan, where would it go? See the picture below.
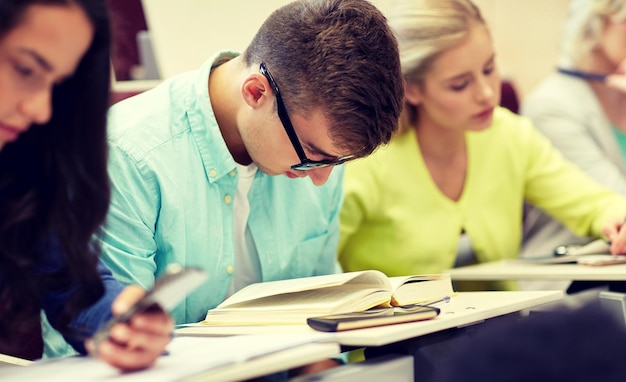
[339,107,626,288]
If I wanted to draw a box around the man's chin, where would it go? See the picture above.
[252,164,279,176]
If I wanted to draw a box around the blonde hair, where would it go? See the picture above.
[561,0,626,68]
[388,0,485,132]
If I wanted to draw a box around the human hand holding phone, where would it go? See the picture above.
[87,265,207,371]
[602,217,626,255]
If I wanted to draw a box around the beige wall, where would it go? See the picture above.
[142,0,298,79]
[142,0,571,99]
[474,0,570,98]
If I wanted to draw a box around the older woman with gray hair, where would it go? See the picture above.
[521,0,626,277]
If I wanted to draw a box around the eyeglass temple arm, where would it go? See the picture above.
[276,100,308,161]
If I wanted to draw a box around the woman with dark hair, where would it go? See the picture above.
[0,0,171,370]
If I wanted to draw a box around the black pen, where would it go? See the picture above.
[557,68,607,82]
[395,295,451,312]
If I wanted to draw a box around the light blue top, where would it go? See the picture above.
[99,52,343,324]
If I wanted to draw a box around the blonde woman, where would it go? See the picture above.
[338,0,626,289]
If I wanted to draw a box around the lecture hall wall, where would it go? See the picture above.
[141,0,570,100]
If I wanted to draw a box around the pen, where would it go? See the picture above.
[557,68,607,82]
[423,295,451,307]
[395,295,451,312]
[554,239,612,257]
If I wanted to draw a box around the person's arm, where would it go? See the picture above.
[522,117,626,238]
[98,140,161,289]
[44,262,172,371]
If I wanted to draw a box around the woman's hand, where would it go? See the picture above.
[602,217,626,255]
[605,59,626,93]
[86,285,174,371]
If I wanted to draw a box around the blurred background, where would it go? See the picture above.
[108,0,569,103]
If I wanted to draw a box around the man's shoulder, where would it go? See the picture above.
[107,76,202,160]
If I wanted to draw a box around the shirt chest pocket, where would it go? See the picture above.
[289,234,330,278]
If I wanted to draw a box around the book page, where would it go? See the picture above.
[0,353,31,367]
[0,334,335,381]
[387,274,447,291]
[216,287,391,310]
[209,287,392,316]
[388,274,454,306]
[217,270,390,308]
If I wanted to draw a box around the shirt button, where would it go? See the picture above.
[224,195,232,204]
[229,170,237,177]
[209,169,217,178]
[226,265,234,274]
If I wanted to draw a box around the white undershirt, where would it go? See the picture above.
[226,163,261,298]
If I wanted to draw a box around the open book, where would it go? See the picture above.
[519,239,618,265]
[0,334,337,381]
[201,270,454,325]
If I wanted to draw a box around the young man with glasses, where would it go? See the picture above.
[99,0,403,365]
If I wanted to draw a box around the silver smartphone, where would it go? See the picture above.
[91,264,207,347]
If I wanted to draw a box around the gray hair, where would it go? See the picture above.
[560,0,626,68]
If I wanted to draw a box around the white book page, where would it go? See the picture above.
[0,333,335,381]
[388,274,454,306]
[387,274,448,291]
[211,288,392,312]
[218,270,389,308]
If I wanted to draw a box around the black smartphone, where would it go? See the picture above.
[307,305,440,332]
[91,264,207,347]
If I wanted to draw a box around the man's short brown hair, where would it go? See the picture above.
[243,0,404,157]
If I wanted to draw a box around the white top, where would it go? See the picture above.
[227,163,261,297]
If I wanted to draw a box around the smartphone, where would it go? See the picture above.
[92,264,207,347]
[307,305,440,332]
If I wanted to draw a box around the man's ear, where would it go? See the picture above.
[241,73,270,109]
[404,81,423,106]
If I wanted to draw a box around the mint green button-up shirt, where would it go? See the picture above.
[100,52,343,324]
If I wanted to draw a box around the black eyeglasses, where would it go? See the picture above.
[259,62,357,171]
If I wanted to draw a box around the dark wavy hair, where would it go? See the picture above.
[0,0,111,342]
